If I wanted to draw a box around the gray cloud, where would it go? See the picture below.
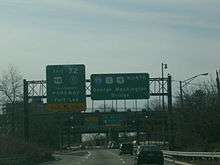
[0,0,219,81]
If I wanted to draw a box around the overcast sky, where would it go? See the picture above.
[0,0,219,82]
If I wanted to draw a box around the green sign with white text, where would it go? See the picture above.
[46,64,86,112]
[102,113,125,127]
[91,73,150,100]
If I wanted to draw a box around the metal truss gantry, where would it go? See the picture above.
[26,78,170,99]
[23,76,173,149]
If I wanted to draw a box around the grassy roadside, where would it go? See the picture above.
[0,135,54,164]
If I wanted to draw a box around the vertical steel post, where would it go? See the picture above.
[135,100,138,111]
[162,63,165,111]
[167,75,174,150]
[23,79,29,142]
[67,118,71,147]
[147,99,150,110]
[159,80,161,110]
[111,100,114,110]
[104,100,106,112]
[124,100,126,111]
[92,100,94,112]
[136,112,140,145]
[58,115,63,149]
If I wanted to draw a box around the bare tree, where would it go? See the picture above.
[0,65,23,135]
[0,65,23,105]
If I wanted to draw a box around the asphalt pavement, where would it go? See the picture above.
[40,149,175,165]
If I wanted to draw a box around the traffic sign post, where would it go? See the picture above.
[91,73,150,100]
[46,65,86,112]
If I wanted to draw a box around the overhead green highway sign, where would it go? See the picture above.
[91,73,150,100]
[102,113,126,127]
[46,64,86,112]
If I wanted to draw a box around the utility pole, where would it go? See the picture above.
[216,70,220,99]
[167,75,174,150]
[161,63,168,111]
[179,73,208,108]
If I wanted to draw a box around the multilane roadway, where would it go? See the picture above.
[40,149,175,165]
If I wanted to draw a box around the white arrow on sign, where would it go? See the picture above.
[53,77,63,84]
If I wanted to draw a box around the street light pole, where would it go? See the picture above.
[182,73,208,88]
[179,73,208,108]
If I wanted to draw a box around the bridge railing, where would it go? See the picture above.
[163,150,220,161]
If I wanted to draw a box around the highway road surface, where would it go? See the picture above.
[40,149,175,165]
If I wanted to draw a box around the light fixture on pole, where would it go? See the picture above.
[180,73,209,108]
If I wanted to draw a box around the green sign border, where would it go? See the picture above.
[46,64,86,108]
[91,73,150,100]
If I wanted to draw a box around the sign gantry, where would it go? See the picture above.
[23,66,173,148]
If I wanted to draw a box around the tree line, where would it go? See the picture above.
[0,65,220,151]
[172,73,220,151]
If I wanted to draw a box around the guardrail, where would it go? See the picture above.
[163,150,220,161]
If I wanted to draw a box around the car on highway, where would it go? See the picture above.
[111,142,120,149]
[108,141,119,149]
[119,143,133,155]
[135,145,164,165]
